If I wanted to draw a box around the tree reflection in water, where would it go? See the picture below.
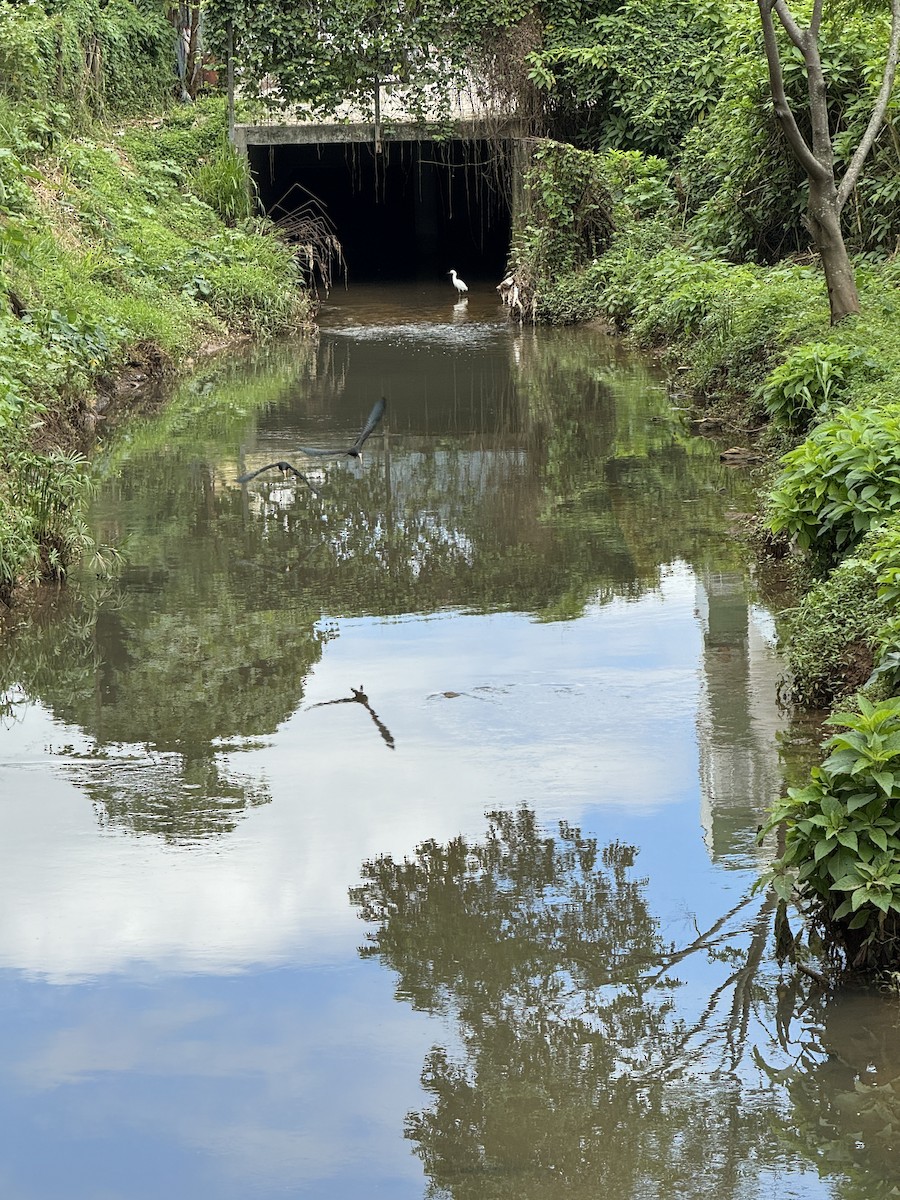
[351,808,790,1200]
[3,301,898,1190]
[0,326,751,847]
[760,981,900,1199]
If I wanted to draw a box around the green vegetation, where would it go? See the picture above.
[487,0,900,971]
[780,551,881,708]
[0,3,313,601]
[768,406,900,563]
[761,342,873,431]
[762,697,900,971]
[531,184,900,972]
[525,0,730,152]
[203,0,531,122]
[3,0,900,971]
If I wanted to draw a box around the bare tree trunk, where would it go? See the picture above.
[186,5,201,99]
[807,178,860,322]
[757,0,900,323]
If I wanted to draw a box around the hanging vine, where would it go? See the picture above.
[202,0,539,123]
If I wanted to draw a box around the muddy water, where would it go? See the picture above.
[0,283,897,1199]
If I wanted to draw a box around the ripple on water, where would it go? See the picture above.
[323,322,505,347]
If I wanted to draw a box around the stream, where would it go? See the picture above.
[0,283,898,1199]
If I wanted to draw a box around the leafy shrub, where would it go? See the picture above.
[0,0,174,130]
[515,141,615,284]
[767,406,900,562]
[761,696,900,971]
[629,252,759,340]
[0,448,95,588]
[684,263,826,403]
[600,149,678,219]
[0,501,35,602]
[205,261,309,334]
[526,0,730,155]
[854,518,900,694]
[762,342,875,429]
[590,218,682,327]
[869,616,900,697]
[120,97,231,176]
[534,261,608,325]
[782,552,881,707]
[866,516,900,606]
[579,223,830,410]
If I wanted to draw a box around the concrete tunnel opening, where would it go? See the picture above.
[246,137,514,285]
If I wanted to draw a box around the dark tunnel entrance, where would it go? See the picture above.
[247,138,513,284]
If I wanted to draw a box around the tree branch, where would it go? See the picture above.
[758,0,826,179]
[810,0,824,41]
[803,24,835,168]
[837,0,900,210]
[645,891,758,983]
[773,0,807,52]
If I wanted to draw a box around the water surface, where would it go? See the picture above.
[0,283,897,1199]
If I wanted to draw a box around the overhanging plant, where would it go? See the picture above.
[760,695,900,971]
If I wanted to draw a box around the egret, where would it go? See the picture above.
[236,460,321,495]
[448,269,468,296]
[294,397,387,459]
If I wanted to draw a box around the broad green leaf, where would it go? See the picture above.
[870,828,889,852]
[814,838,834,862]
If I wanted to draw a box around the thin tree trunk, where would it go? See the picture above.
[807,178,861,321]
[186,5,201,99]
[757,0,900,322]
[227,20,235,146]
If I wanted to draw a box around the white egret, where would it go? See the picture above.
[448,269,468,296]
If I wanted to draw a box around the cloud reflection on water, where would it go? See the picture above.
[0,575,704,983]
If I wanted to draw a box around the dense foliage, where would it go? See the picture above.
[526,0,732,152]
[204,0,531,121]
[768,406,900,563]
[762,697,900,971]
[0,0,174,124]
[0,3,312,600]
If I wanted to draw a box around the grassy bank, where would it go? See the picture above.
[0,3,313,602]
[509,140,900,971]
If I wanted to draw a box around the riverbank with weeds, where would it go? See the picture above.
[510,143,900,700]
[508,140,900,974]
[0,92,314,605]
